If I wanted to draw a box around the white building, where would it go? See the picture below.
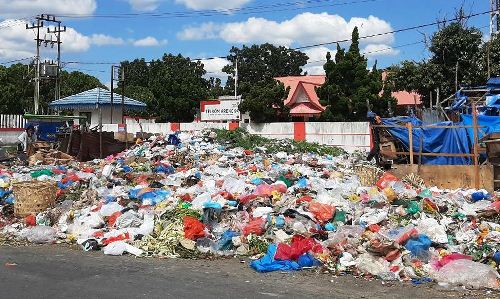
[48,88,147,126]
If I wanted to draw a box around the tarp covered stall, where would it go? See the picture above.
[382,116,471,165]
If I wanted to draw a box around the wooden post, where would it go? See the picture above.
[66,124,73,154]
[408,122,414,165]
[472,102,480,189]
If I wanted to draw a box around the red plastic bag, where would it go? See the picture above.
[296,195,313,204]
[25,214,36,226]
[376,172,399,190]
[275,235,322,261]
[243,218,265,236]
[102,232,130,245]
[107,211,122,227]
[308,201,335,223]
[183,216,205,240]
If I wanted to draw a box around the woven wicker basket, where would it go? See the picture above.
[13,181,57,217]
[354,165,382,186]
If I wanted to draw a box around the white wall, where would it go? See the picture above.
[75,107,124,126]
[240,123,295,140]
[306,122,370,151]
[101,121,370,152]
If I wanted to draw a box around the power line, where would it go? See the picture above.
[0,56,33,65]
[55,0,378,19]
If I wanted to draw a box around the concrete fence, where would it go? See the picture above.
[102,121,371,152]
[0,114,26,144]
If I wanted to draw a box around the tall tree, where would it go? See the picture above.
[121,54,208,122]
[223,43,308,94]
[222,43,308,122]
[388,15,484,106]
[317,28,395,121]
[0,64,104,114]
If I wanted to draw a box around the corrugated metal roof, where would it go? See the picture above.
[49,88,147,111]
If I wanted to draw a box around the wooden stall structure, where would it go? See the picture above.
[376,103,495,192]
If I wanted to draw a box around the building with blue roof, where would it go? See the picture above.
[48,88,147,126]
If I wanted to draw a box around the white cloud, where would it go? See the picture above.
[178,22,221,40]
[0,19,91,60]
[127,0,162,12]
[133,36,167,47]
[178,13,394,47]
[201,57,230,76]
[90,34,125,46]
[302,46,336,75]
[175,0,251,11]
[0,0,96,18]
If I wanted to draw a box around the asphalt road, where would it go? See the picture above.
[0,246,495,299]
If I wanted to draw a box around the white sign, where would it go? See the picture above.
[201,100,240,121]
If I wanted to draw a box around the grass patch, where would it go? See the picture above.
[213,128,345,156]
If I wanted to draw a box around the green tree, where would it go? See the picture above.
[121,54,208,122]
[388,17,484,105]
[0,64,104,114]
[208,77,224,99]
[239,79,290,123]
[222,43,308,122]
[223,43,308,94]
[317,27,395,121]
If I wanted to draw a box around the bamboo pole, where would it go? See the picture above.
[472,102,480,189]
[408,122,414,165]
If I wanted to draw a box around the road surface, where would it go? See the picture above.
[0,246,495,298]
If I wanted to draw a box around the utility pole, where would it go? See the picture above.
[120,66,125,124]
[26,14,66,114]
[110,65,115,123]
[491,0,500,37]
[234,57,238,98]
[47,18,66,101]
[26,18,43,114]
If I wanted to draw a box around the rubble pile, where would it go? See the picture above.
[0,130,499,289]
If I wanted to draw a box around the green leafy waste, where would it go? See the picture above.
[213,128,345,156]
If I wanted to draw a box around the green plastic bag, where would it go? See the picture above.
[30,169,54,178]
[406,201,421,215]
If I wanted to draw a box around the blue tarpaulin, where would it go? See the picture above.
[461,114,500,145]
[382,116,471,165]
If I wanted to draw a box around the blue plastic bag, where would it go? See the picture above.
[217,230,240,251]
[471,191,490,202]
[296,177,308,188]
[297,253,321,268]
[250,244,301,273]
[405,235,431,258]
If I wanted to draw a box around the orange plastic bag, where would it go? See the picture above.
[376,172,398,190]
[243,218,265,236]
[183,216,205,240]
[308,201,335,223]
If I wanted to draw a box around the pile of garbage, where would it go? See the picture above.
[0,130,499,289]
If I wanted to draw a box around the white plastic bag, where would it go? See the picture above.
[21,226,57,244]
[103,241,143,257]
[433,259,499,289]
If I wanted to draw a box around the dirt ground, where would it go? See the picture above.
[0,245,497,299]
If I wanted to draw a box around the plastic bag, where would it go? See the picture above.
[416,218,448,243]
[274,236,321,261]
[243,218,265,236]
[405,235,431,259]
[432,259,500,289]
[376,172,398,190]
[21,226,57,244]
[115,211,143,228]
[250,244,301,273]
[183,216,205,240]
[308,201,335,223]
[103,241,143,257]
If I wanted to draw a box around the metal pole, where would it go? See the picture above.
[121,67,125,124]
[110,65,114,124]
[472,102,480,189]
[98,88,103,159]
[234,57,238,98]
[35,19,41,114]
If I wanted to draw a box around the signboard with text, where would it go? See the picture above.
[200,99,240,121]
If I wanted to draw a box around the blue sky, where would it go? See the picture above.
[0,0,492,84]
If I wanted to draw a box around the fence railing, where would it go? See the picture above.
[0,114,26,129]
